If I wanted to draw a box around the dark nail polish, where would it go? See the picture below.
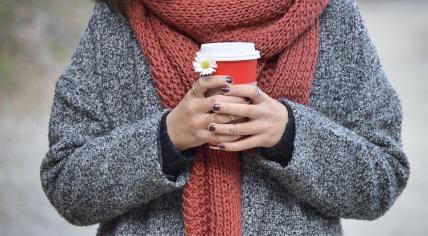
[221,86,230,93]
[212,103,221,112]
[244,97,251,102]
[219,143,225,150]
[208,124,216,132]
[226,77,233,84]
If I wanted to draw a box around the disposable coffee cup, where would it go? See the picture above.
[195,42,261,149]
[198,42,260,89]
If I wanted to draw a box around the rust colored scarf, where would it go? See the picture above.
[125,0,328,235]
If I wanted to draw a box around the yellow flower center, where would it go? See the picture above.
[200,60,211,70]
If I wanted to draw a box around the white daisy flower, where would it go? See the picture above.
[193,53,217,76]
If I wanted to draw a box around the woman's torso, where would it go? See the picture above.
[92,0,359,234]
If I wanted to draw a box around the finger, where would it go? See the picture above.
[202,113,247,126]
[197,130,241,144]
[194,112,247,129]
[196,94,249,112]
[211,102,261,118]
[191,75,234,97]
[221,84,266,104]
[211,134,261,152]
[208,120,264,136]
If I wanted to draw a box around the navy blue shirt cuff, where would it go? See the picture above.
[159,110,197,181]
[257,100,295,167]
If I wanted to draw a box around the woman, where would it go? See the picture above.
[40,0,410,235]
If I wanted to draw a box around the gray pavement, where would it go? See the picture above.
[0,1,427,235]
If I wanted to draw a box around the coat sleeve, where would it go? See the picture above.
[40,4,190,226]
[255,0,410,220]
[159,110,197,182]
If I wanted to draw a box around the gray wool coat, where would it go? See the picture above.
[40,0,410,235]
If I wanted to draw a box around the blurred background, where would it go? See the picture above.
[0,0,427,235]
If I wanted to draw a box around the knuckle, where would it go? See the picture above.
[211,94,222,104]
[260,106,274,117]
[183,105,192,115]
[195,130,205,140]
[233,85,242,94]
[184,104,196,116]
[250,104,262,118]
[263,134,274,147]
[188,118,198,130]
[266,109,275,118]
[265,122,274,131]
[210,114,219,123]
[246,107,255,117]
[208,134,220,144]
[203,113,211,125]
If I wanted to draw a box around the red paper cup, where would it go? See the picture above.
[215,60,258,84]
[195,42,261,150]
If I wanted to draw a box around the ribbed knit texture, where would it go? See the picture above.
[125,0,328,235]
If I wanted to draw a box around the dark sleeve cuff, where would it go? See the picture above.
[257,100,295,167]
[159,110,198,181]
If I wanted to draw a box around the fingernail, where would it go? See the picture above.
[218,143,225,150]
[244,97,251,102]
[208,124,216,132]
[226,76,233,84]
[212,103,221,112]
[221,86,230,93]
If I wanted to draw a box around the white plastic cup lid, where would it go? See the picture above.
[197,42,261,61]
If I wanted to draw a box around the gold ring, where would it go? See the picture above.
[205,112,213,125]
[229,123,240,136]
[192,81,201,95]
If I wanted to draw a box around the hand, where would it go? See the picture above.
[166,75,250,151]
[208,84,289,151]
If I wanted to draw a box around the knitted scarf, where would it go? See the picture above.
[125,0,328,235]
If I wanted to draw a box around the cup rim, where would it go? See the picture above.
[198,42,261,61]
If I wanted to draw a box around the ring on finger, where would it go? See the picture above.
[251,86,262,104]
[205,112,214,125]
[191,82,199,95]
[192,79,204,96]
[229,123,240,136]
